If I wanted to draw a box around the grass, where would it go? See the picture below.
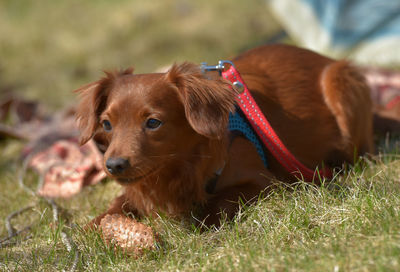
[1,0,400,271]
[1,154,400,271]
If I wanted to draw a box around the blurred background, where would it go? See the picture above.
[1,0,400,109]
[0,0,281,109]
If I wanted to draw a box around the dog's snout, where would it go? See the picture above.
[106,157,130,175]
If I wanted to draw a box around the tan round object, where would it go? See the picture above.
[99,214,158,255]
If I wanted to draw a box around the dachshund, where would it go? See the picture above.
[75,44,374,227]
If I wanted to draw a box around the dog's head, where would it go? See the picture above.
[75,62,236,184]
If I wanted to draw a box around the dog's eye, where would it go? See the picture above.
[103,120,112,132]
[145,118,162,130]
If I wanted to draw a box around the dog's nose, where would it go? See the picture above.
[106,157,130,175]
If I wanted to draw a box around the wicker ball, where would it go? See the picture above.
[99,214,158,255]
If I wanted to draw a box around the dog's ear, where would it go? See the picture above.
[74,80,108,145]
[74,68,134,145]
[167,62,236,139]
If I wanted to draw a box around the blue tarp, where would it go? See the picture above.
[268,0,400,65]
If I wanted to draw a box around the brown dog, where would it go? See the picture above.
[75,44,373,227]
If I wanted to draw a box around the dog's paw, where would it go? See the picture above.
[99,214,158,255]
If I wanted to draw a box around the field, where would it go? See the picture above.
[1,1,400,271]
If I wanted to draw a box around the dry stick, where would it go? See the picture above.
[0,228,33,248]
[1,154,81,271]
[5,205,34,237]
[41,167,80,271]
[18,154,36,196]
[37,165,80,272]
[61,231,79,272]
[45,197,79,272]
[0,156,37,248]
[0,211,33,248]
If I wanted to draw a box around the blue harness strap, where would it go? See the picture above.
[228,110,268,168]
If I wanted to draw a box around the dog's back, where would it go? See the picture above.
[233,44,373,179]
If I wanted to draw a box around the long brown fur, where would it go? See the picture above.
[75,44,374,227]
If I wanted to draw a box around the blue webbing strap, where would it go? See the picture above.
[228,109,268,168]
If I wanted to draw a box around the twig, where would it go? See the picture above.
[5,205,34,237]
[0,225,33,247]
[44,197,80,271]
[61,231,79,272]
[18,154,36,196]
[2,154,81,271]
